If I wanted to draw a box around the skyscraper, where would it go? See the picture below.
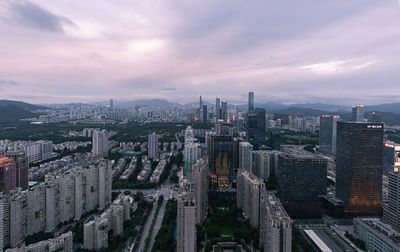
[369,111,381,123]
[247,108,266,148]
[277,147,327,218]
[352,104,365,122]
[319,115,340,154]
[199,95,203,109]
[177,180,196,252]
[202,105,208,123]
[0,157,17,194]
[216,98,221,121]
[192,158,209,225]
[6,146,29,190]
[221,100,228,122]
[148,132,159,160]
[336,122,383,215]
[109,99,113,109]
[248,92,254,112]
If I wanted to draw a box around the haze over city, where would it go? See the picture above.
[0,0,400,104]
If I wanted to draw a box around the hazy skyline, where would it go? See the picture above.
[0,0,400,105]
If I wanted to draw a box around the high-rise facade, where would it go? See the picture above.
[183,142,201,175]
[221,100,228,122]
[247,108,266,148]
[253,150,280,180]
[239,142,253,172]
[0,157,17,194]
[248,92,254,112]
[259,190,292,252]
[202,105,208,123]
[192,158,209,225]
[92,130,108,157]
[216,98,221,121]
[177,180,196,252]
[148,132,159,160]
[319,115,340,154]
[277,147,327,218]
[336,122,383,216]
[237,170,264,228]
[352,104,365,122]
[6,146,29,190]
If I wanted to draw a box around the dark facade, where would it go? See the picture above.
[247,108,266,148]
[383,142,395,176]
[202,105,208,123]
[336,122,383,216]
[277,148,327,218]
[248,92,254,112]
[209,135,235,181]
[319,115,338,154]
[369,111,381,123]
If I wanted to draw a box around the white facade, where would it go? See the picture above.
[92,130,109,157]
[148,132,159,160]
[27,184,46,235]
[239,142,253,172]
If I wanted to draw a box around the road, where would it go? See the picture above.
[137,201,156,252]
[148,199,167,252]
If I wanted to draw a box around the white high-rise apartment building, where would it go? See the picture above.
[83,216,109,251]
[177,187,196,252]
[45,180,59,233]
[237,170,264,228]
[184,142,201,175]
[27,183,46,235]
[259,191,292,252]
[24,140,53,163]
[148,132,159,160]
[239,142,253,172]
[92,130,109,157]
[253,150,280,180]
[192,158,209,225]
[9,189,27,248]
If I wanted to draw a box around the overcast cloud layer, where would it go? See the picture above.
[0,0,400,105]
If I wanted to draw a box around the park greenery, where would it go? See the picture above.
[280,130,318,145]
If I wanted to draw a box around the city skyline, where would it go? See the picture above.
[0,1,400,104]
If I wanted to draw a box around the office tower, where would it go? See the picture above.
[384,147,400,231]
[216,98,221,121]
[352,104,365,122]
[336,122,383,216]
[6,146,29,190]
[253,150,280,180]
[237,170,264,228]
[177,182,196,252]
[239,142,253,172]
[199,95,203,109]
[92,130,108,157]
[148,132,159,160]
[369,111,381,122]
[192,158,209,225]
[83,216,109,250]
[221,100,228,122]
[109,98,113,109]
[0,157,17,194]
[248,92,254,112]
[209,135,235,182]
[202,105,208,123]
[319,115,340,154]
[27,183,46,235]
[183,141,201,175]
[247,108,266,148]
[277,147,327,218]
[259,190,292,252]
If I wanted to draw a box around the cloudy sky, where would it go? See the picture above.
[0,0,400,105]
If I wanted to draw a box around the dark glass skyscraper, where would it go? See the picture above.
[247,107,266,148]
[221,100,228,122]
[277,147,327,218]
[248,92,254,112]
[216,98,221,121]
[336,121,383,216]
[6,146,29,190]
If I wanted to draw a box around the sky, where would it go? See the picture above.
[0,0,400,105]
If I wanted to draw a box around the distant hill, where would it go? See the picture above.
[0,100,46,125]
[365,103,400,113]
